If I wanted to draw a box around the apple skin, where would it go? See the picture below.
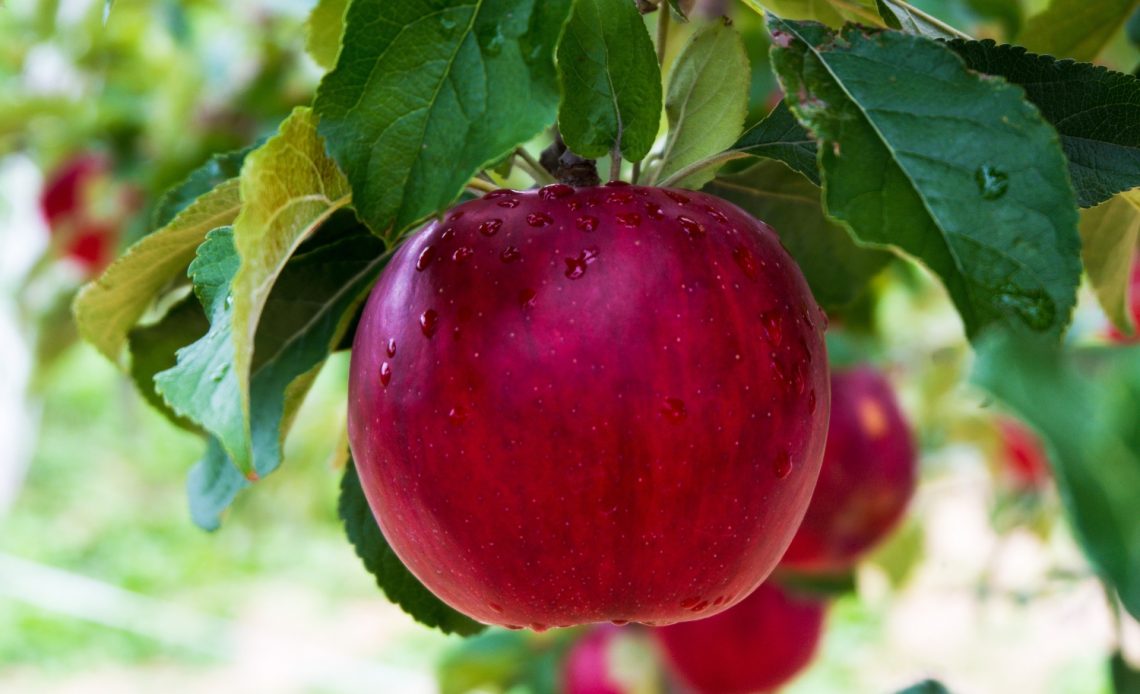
[995,415,1050,490]
[652,582,825,694]
[39,153,119,272]
[348,183,830,629]
[779,366,916,573]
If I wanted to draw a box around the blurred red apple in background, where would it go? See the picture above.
[653,582,825,693]
[348,183,830,629]
[562,625,659,694]
[994,415,1050,491]
[779,365,916,573]
[39,153,133,273]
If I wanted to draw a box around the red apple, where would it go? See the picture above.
[40,153,126,273]
[653,582,825,694]
[1106,251,1139,343]
[563,626,627,694]
[563,625,658,694]
[348,183,830,628]
[994,415,1050,491]
[779,366,916,573]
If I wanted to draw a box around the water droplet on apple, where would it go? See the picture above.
[420,309,439,337]
[500,246,521,263]
[661,397,687,422]
[483,189,516,199]
[440,226,456,241]
[575,215,598,232]
[497,198,520,208]
[452,246,473,262]
[386,338,396,357]
[664,190,690,205]
[679,596,700,608]
[606,190,635,204]
[773,449,792,479]
[380,362,392,387]
[611,619,629,626]
[732,247,758,279]
[646,203,665,220]
[564,247,599,279]
[479,219,502,236]
[616,211,641,228]
[416,245,436,271]
[605,180,630,187]
[760,312,783,346]
[539,183,574,200]
[677,215,705,238]
[526,212,554,228]
[488,602,504,613]
[448,405,467,424]
[519,288,537,308]
[703,204,729,224]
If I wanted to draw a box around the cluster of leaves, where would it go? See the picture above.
[69,0,1140,651]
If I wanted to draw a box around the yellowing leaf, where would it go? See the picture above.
[74,178,242,363]
[655,20,750,188]
[229,107,351,474]
[1081,190,1140,334]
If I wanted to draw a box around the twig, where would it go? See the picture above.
[657,151,748,188]
[515,147,555,185]
[631,160,641,184]
[466,178,498,193]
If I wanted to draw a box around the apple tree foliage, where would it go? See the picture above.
[7,0,1131,675]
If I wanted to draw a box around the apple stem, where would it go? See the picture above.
[609,143,622,182]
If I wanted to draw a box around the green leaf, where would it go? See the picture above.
[770,19,1081,340]
[187,437,249,531]
[1129,6,1140,48]
[1080,191,1140,334]
[973,333,1140,621]
[438,630,533,694]
[895,681,952,694]
[339,460,485,636]
[1018,0,1140,62]
[707,160,890,308]
[741,0,883,27]
[876,0,964,39]
[775,568,857,597]
[75,177,242,363]
[151,147,251,232]
[946,39,1140,207]
[732,100,820,185]
[154,227,247,477]
[315,0,570,238]
[557,0,662,163]
[654,20,750,187]
[246,208,389,478]
[305,0,348,71]
[158,212,388,522]
[127,294,209,432]
[230,107,351,476]
[1113,651,1140,694]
